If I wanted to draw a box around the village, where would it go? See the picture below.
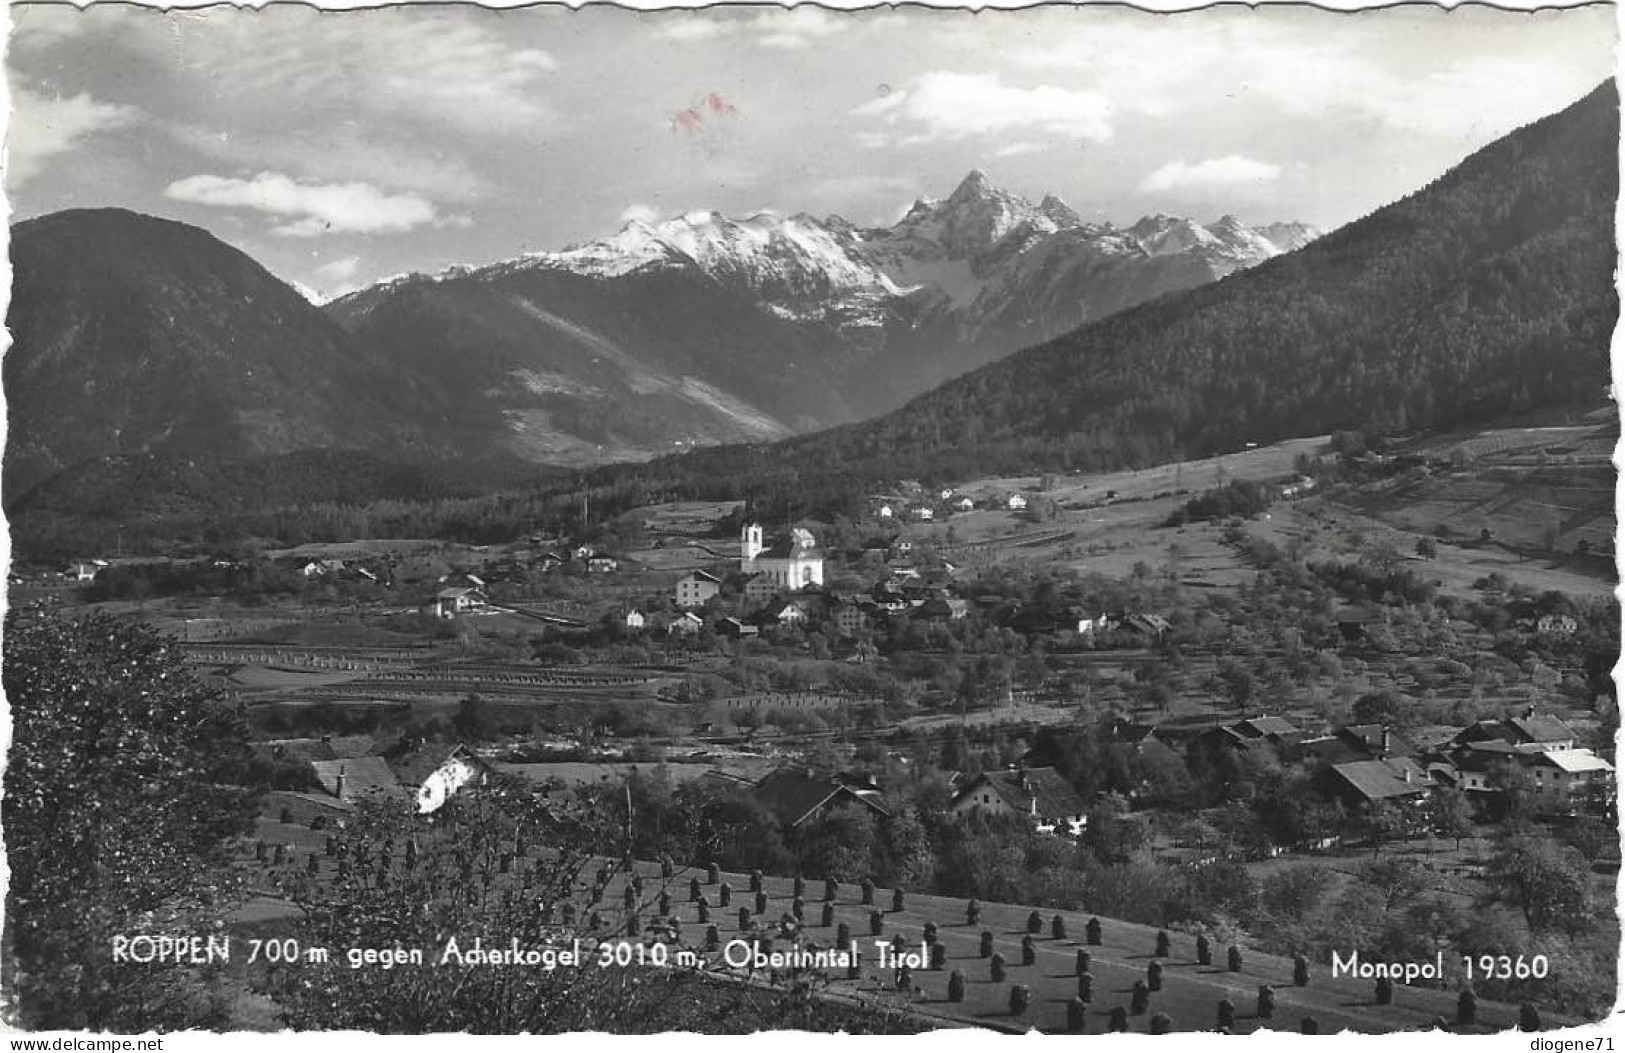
[11,423,1614,1031]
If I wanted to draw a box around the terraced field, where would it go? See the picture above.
[232,832,1563,1034]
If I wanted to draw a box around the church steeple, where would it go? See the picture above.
[741,522,764,564]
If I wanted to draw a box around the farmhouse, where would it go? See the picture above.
[393,744,496,815]
[1326,757,1431,809]
[622,609,647,631]
[675,570,721,608]
[740,523,824,589]
[754,767,888,828]
[831,602,872,636]
[433,587,487,619]
[950,766,1087,836]
[667,611,704,636]
[1528,749,1615,806]
[717,617,759,639]
[742,573,781,605]
[66,558,108,582]
[310,757,404,805]
[1006,494,1028,512]
[586,556,619,574]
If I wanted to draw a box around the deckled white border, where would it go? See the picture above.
[0,0,1619,1048]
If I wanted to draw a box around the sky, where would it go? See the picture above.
[6,3,1614,301]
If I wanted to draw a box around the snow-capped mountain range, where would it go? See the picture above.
[520,169,1318,343]
[326,171,1318,465]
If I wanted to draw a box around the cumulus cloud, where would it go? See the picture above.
[1140,155,1283,193]
[851,72,1112,144]
[163,171,444,237]
[994,142,1045,159]
[618,203,662,225]
[8,88,138,184]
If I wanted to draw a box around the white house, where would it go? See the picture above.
[667,611,704,636]
[949,767,1088,836]
[433,587,487,619]
[1537,613,1579,636]
[623,609,647,631]
[1007,494,1028,512]
[740,523,824,589]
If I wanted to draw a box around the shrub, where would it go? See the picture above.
[737,907,750,931]
[930,943,947,971]
[1217,999,1235,1030]
[1066,997,1086,1032]
[990,953,1006,982]
[820,902,834,927]
[861,878,875,904]
[707,862,721,884]
[966,898,981,925]
[719,883,732,907]
[689,877,703,902]
[1293,953,1310,987]
[1227,945,1243,972]
[1376,976,1394,1005]
[1052,915,1067,940]
[1302,1016,1320,1035]
[980,931,994,958]
[1076,949,1091,975]
[947,970,966,1003]
[1009,984,1031,1016]
[754,891,768,916]
[1131,980,1150,1015]
[893,888,905,912]
[1021,936,1036,965]
[1109,1006,1128,1032]
[1150,1012,1173,1035]
[1078,973,1094,1002]
[1519,1003,1541,1031]
[1086,917,1102,945]
[836,921,851,950]
[1155,930,1171,957]
[1196,933,1211,966]
[1257,985,1275,1019]
[869,910,884,936]
[1147,960,1163,991]
[705,925,720,950]
[1457,989,1477,1027]
[1027,910,1043,934]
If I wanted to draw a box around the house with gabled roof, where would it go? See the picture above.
[391,744,497,815]
[676,570,722,608]
[433,586,487,619]
[1326,756,1431,809]
[949,765,1088,836]
[310,757,405,805]
[753,766,888,828]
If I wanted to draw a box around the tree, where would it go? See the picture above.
[453,692,496,742]
[1430,787,1474,851]
[3,609,259,1029]
[1483,836,1592,934]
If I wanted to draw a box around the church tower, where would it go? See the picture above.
[741,522,764,566]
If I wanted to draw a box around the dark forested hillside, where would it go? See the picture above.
[2,209,475,505]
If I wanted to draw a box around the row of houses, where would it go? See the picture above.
[1175,707,1614,815]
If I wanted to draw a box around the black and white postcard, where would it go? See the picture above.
[2,1,1619,1037]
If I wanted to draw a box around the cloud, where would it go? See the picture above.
[314,257,361,282]
[654,19,731,43]
[754,9,849,49]
[994,142,1045,159]
[8,89,139,184]
[1140,156,1282,193]
[163,171,445,237]
[618,203,662,225]
[851,72,1113,145]
[171,14,559,139]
